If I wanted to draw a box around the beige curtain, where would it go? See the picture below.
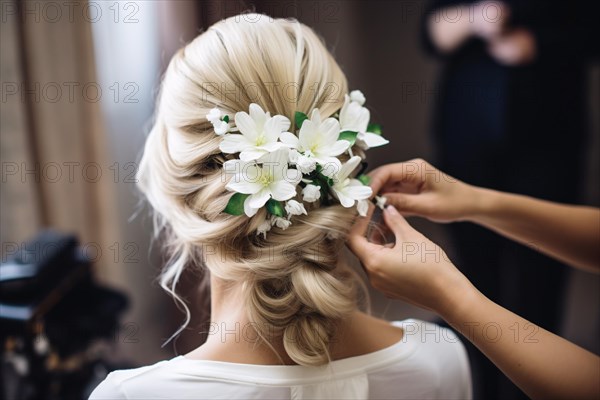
[0,0,123,285]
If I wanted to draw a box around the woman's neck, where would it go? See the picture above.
[184,276,404,365]
[186,275,297,364]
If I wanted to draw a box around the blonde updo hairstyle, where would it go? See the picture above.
[137,14,365,366]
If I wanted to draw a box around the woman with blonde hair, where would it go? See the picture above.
[90,14,471,399]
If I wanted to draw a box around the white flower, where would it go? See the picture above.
[331,156,373,208]
[357,199,369,217]
[339,95,389,149]
[356,132,389,150]
[280,109,349,171]
[271,216,292,230]
[285,200,307,217]
[213,120,230,136]
[319,162,341,178]
[224,149,300,217]
[206,107,222,123]
[206,108,233,135]
[350,90,366,106]
[256,218,272,239]
[339,95,370,133]
[219,103,290,161]
[302,184,321,202]
[375,195,387,210]
[289,149,316,174]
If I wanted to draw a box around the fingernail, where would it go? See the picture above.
[386,205,399,215]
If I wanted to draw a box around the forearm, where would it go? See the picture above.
[468,188,600,273]
[443,290,600,399]
[427,5,473,53]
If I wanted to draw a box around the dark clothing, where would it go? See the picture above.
[422,0,599,398]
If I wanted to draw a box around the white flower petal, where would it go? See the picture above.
[288,148,300,163]
[350,90,366,105]
[244,196,260,217]
[302,184,321,202]
[337,156,362,181]
[280,132,300,148]
[234,111,258,140]
[319,157,342,178]
[319,140,349,158]
[269,181,297,201]
[264,115,291,142]
[213,120,230,135]
[319,118,342,145]
[241,164,262,182]
[356,107,370,133]
[298,120,318,151]
[256,218,272,238]
[239,148,267,162]
[310,108,322,126]
[296,155,317,174]
[223,159,245,175]
[332,187,356,208]
[206,108,221,123]
[248,103,267,131]
[226,177,262,194]
[284,168,303,185]
[248,188,272,209]
[260,149,289,180]
[285,200,307,216]
[271,216,291,230]
[357,199,369,216]
[339,98,370,133]
[260,141,285,152]
[219,134,251,154]
[375,195,387,209]
[358,132,389,149]
[343,180,372,200]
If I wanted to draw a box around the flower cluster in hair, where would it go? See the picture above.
[207,90,388,238]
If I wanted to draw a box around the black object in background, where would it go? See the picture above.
[0,230,130,400]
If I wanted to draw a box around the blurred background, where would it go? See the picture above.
[1,1,598,399]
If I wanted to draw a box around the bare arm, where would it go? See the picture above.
[369,159,600,273]
[446,288,600,400]
[470,188,600,273]
[347,205,600,399]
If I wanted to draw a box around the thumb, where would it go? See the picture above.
[383,193,424,216]
[382,205,414,239]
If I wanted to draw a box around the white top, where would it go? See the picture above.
[89,319,472,399]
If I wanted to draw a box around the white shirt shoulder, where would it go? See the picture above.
[88,319,472,400]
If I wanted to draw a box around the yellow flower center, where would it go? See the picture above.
[255,134,266,146]
[259,171,273,186]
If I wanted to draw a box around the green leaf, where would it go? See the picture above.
[266,199,285,217]
[338,130,358,146]
[222,115,229,123]
[357,174,371,185]
[223,193,249,215]
[319,184,329,205]
[367,123,382,135]
[295,111,309,129]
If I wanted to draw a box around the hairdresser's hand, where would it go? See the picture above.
[347,204,476,316]
[470,1,511,40]
[487,28,537,66]
[349,205,600,400]
[369,159,481,223]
